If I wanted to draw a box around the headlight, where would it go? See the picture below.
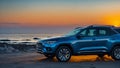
[45,41,56,44]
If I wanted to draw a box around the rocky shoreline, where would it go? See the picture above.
[0,39,36,54]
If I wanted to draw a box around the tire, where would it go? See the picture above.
[56,46,71,62]
[44,54,55,58]
[111,46,120,60]
[97,54,104,58]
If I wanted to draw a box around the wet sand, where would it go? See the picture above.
[0,52,120,68]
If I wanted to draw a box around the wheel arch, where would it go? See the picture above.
[56,43,73,54]
[110,43,120,52]
[112,43,120,48]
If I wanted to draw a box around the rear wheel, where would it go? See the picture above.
[44,54,55,58]
[56,46,71,62]
[111,46,120,60]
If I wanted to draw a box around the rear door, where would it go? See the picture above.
[94,27,117,52]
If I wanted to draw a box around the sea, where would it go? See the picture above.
[0,33,64,42]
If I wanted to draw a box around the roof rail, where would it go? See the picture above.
[75,27,82,29]
[88,25,115,28]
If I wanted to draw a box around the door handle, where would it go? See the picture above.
[92,38,96,40]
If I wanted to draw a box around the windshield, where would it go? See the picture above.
[65,28,81,36]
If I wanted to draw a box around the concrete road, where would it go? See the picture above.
[0,52,120,68]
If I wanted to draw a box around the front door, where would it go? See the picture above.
[73,27,99,53]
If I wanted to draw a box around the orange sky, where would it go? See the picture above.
[1,11,120,27]
[0,0,120,33]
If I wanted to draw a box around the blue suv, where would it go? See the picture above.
[36,25,120,62]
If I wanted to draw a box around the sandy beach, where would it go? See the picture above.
[0,52,120,68]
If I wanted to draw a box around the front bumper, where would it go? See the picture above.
[36,43,55,54]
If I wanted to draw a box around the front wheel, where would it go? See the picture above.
[56,46,71,62]
[111,46,120,60]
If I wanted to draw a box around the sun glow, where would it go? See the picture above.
[112,20,120,27]
[103,14,120,27]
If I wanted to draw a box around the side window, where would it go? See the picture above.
[80,29,87,36]
[98,28,116,36]
[79,28,98,37]
[87,29,97,36]
[99,29,107,36]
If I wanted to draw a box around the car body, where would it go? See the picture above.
[36,25,120,62]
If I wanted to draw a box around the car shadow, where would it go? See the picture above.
[36,57,56,62]
[36,55,114,62]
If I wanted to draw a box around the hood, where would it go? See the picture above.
[40,35,76,42]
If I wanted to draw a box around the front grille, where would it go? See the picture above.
[37,43,43,49]
[36,43,43,53]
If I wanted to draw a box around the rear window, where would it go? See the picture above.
[115,28,120,33]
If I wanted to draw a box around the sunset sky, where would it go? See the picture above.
[0,0,120,34]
